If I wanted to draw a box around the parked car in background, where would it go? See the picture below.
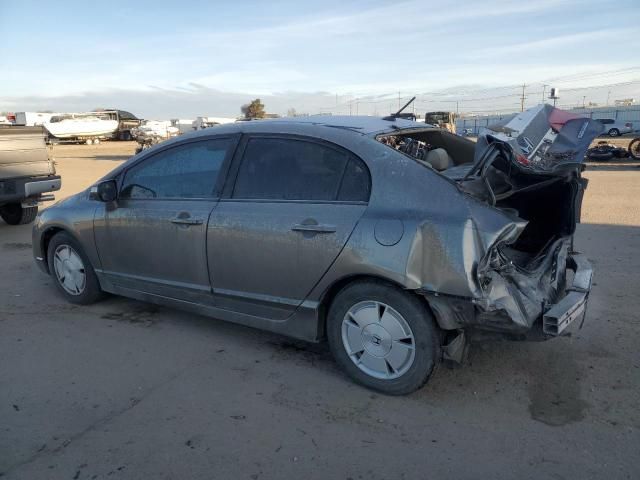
[33,107,599,394]
[1,126,60,224]
[596,118,634,136]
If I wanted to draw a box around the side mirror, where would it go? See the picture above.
[90,180,118,202]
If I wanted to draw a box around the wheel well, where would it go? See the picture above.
[40,227,65,270]
[317,274,436,340]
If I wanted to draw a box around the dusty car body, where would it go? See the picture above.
[32,106,598,394]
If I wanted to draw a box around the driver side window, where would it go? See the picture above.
[121,138,231,199]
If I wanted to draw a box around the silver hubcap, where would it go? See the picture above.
[53,245,86,295]
[341,301,416,380]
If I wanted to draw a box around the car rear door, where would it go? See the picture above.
[93,136,237,303]
[207,135,371,320]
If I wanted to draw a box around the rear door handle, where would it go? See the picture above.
[292,224,336,233]
[171,217,203,225]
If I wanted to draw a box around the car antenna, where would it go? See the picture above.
[382,96,416,121]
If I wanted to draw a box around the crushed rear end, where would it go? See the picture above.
[454,106,598,337]
[377,105,599,343]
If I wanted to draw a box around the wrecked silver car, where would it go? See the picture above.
[32,105,597,394]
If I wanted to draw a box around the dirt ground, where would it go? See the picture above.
[0,139,639,479]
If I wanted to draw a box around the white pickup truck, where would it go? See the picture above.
[0,126,61,225]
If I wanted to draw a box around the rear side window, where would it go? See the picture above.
[232,137,370,202]
[338,157,370,201]
[121,138,231,199]
[597,119,613,124]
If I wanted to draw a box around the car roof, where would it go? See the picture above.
[180,115,437,140]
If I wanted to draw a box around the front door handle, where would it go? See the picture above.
[171,216,203,226]
[292,223,337,233]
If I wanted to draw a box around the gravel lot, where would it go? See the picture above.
[1,140,639,479]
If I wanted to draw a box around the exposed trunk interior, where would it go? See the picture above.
[377,129,585,267]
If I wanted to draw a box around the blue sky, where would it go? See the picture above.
[1,0,639,117]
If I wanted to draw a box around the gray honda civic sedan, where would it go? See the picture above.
[33,108,597,394]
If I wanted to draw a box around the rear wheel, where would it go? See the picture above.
[47,232,104,304]
[327,281,440,395]
[0,203,38,225]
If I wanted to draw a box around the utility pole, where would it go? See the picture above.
[520,84,527,112]
[349,102,352,116]
[542,84,548,104]
[606,90,611,106]
[456,101,459,115]
[582,96,586,108]
[356,101,359,115]
[398,91,401,109]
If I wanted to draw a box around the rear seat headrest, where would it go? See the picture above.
[425,148,453,171]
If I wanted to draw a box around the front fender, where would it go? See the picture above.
[32,192,100,272]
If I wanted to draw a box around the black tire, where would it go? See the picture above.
[0,203,38,225]
[327,281,440,395]
[613,148,628,159]
[47,232,104,305]
[629,138,640,160]
[608,128,620,137]
[587,151,614,162]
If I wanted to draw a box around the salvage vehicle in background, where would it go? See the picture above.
[424,111,457,134]
[595,118,633,137]
[0,126,60,225]
[32,106,599,394]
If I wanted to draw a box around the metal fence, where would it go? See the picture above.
[456,105,640,135]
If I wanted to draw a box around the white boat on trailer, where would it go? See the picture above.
[43,113,118,144]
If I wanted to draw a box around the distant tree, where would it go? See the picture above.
[287,108,297,117]
[241,99,266,119]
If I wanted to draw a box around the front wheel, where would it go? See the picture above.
[47,232,104,304]
[0,203,38,225]
[608,128,620,137]
[327,281,440,395]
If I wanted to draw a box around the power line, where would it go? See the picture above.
[310,76,640,116]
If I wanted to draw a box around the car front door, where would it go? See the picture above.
[93,136,236,302]
[207,135,371,320]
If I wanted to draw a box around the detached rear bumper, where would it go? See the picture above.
[542,253,593,335]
